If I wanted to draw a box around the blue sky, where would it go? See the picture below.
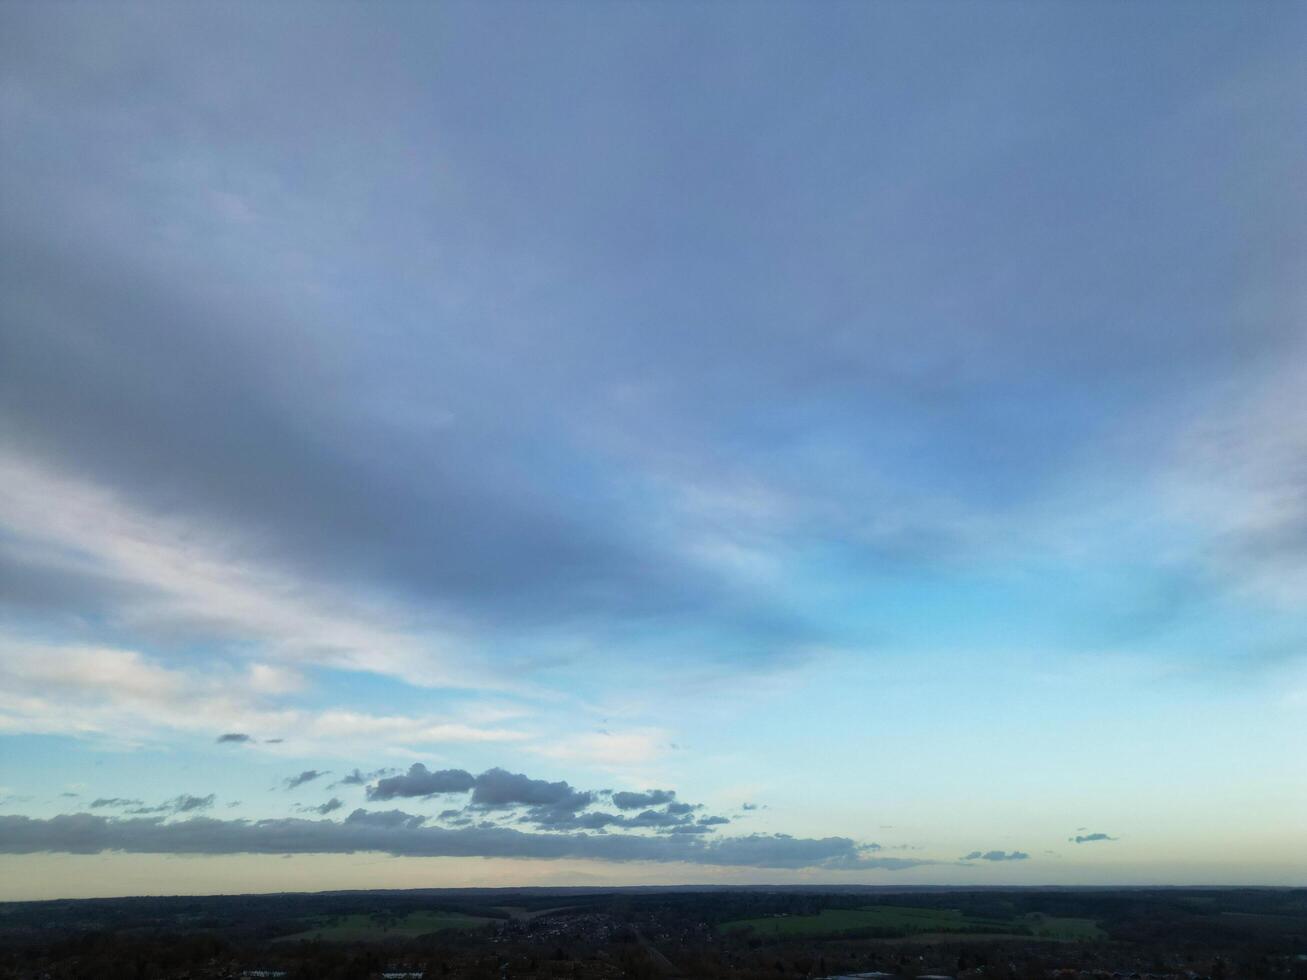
[1,0,1304,898]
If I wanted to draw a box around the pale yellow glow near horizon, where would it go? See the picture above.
[1,853,1302,902]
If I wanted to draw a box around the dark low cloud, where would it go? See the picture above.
[295,798,343,816]
[334,767,397,788]
[364,765,732,833]
[0,813,932,870]
[344,808,427,830]
[515,800,732,835]
[125,794,215,815]
[368,765,475,800]
[89,798,143,809]
[470,768,593,812]
[366,765,597,813]
[610,790,676,810]
[284,770,329,790]
[216,733,251,744]
[1070,832,1118,844]
[962,849,1029,861]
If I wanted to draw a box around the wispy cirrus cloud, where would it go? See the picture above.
[0,636,532,753]
[283,771,329,791]
[0,452,491,691]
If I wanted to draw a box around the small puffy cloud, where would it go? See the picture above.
[611,789,676,810]
[216,733,251,743]
[367,764,475,800]
[962,849,1029,861]
[1070,832,1118,843]
[284,770,329,790]
[697,814,730,827]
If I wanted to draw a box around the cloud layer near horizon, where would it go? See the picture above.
[0,812,923,870]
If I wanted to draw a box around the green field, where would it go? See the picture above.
[276,910,493,942]
[720,905,1103,940]
[1018,914,1105,940]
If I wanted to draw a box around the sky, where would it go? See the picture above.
[0,0,1305,900]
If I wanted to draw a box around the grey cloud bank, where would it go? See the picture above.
[368,766,476,801]
[0,813,926,870]
[363,766,725,836]
[2,0,1301,694]
[369,766,594,813]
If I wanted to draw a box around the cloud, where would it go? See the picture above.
[284,771,329,790]
[1165,357,1307,609]
[0,636,527,753]
[0,813,932,870]
[296,798,343,816]
[610,789,676,810]
[367,765,475,801]
[89,798,143,809]
[360,764,732,836]
[343,808,427,830]
[1070,832,1118,844]
[125,794,215,815]
[335,767,397,788]
[216,733,251,743]
[962,850,1029,861]
[469,768,592,812]
[535,729,671,766]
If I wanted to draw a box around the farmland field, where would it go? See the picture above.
[1018,914,1105,940]
[276,910,493,942]
[720,905,1103,940]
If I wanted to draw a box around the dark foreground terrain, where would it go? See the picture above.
[1,886,1304,980]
